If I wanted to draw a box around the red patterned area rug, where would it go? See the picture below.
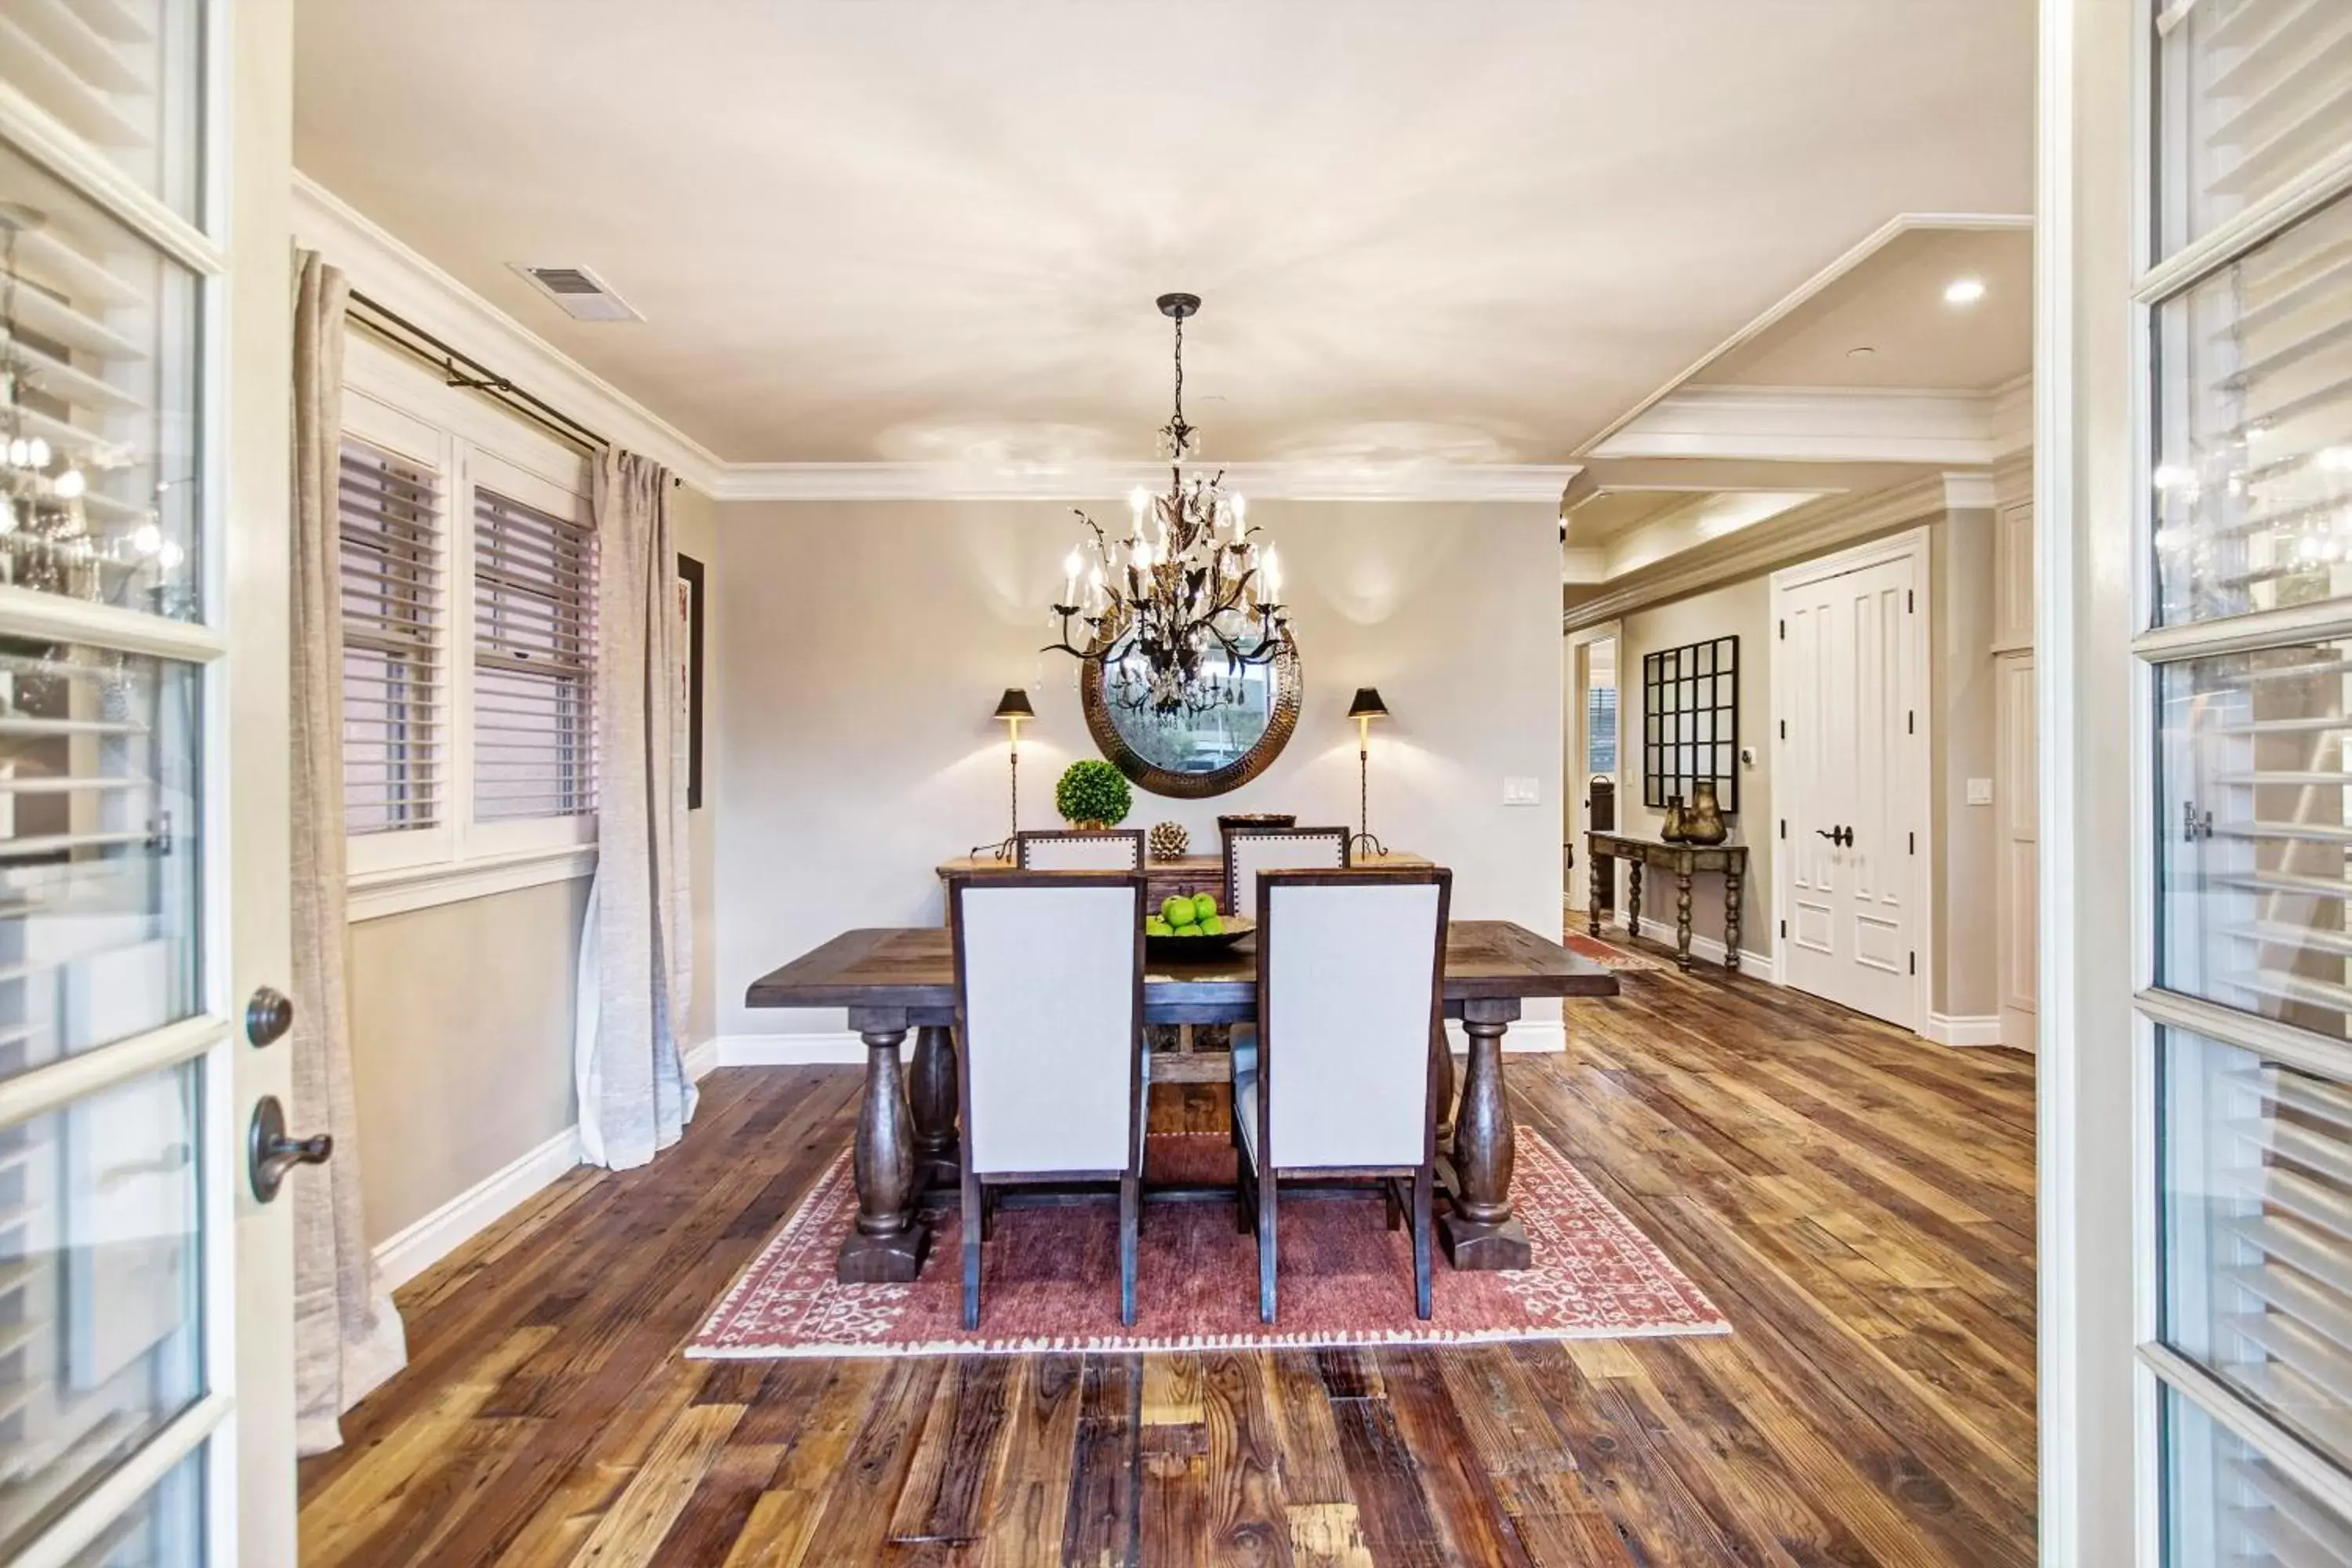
[688,1130,1726,1359]
[1562,929,1671,973]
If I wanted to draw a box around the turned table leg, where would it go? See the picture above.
[1586,848,1604,938]
[1626,862,1643,943]
[1439,1001,1532,1270]
[838,1021,931,1283]
[909,1025,960,1192]
[1723,869,1744,973]
[1675,868,1695,973]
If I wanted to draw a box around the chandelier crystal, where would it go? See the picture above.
[1044,294,1291,716]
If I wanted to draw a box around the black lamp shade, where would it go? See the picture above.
[993,688,1036,720]
[1347,688,1389,720]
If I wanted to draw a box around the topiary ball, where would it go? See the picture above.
[1055,759,1133,828]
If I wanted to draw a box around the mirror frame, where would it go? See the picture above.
[1080,642,1304,799]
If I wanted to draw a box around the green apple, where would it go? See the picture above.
[1191,893,1218,924]
[1197,915,1225,936]
[1160,895,1194,927]
[1144,916,1174,936]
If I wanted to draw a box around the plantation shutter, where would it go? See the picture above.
[473,486,596,822]
[338,440,442,836]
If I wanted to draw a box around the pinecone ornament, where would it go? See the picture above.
[1148,821,1189,861]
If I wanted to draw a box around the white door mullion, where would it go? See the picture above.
[5,1393,232,1568]
[0,1016,227,1129]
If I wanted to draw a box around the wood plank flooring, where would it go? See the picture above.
[298,952,2038,1566]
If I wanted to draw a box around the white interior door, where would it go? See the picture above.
[0,2,299,1563]
[1994,651,2037,1052]
[1776,547,1923,1029]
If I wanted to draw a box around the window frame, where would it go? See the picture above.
[339,335,597,916]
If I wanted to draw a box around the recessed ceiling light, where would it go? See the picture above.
[1846,346,1877,360]
[1944,277,1987,306]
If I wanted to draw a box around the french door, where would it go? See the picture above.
[1773,535,1926,1030]
[0,3,299,1565]
[2107,0,2352,1560]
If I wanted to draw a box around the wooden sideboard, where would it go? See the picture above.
[1583,831,1748,974]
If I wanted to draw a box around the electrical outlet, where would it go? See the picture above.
[1966,777,1994,805]
[1502,776,1541,806]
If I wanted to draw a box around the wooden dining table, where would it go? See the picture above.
[745,920,1618,1284]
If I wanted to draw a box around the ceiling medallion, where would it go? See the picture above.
[1044,293,1291,717]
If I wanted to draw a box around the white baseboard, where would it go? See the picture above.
[1617,914,1777,978]
[373,1126,583,1292]
[717,1021,1570,1065]
[682,1036,720,1081]
[1923,1012,2005,1047]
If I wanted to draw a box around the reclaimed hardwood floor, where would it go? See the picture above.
[297,949,2038,1566]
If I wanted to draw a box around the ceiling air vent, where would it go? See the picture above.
[506,263,642,322]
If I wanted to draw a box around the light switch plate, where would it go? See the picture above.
[1966,777,1994,805]
[1502,776,1541,806]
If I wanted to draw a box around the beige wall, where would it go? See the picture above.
[347,877,588,1243]
[1617,577,1775,954]
[1597,504,2001,1020]
[347,479,724,1249]
[713,498,1566,1042]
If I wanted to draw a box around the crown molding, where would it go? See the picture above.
[292,172,728,493]
[1573,211,2034,459]
[1590,383,2020,466]
[1563,471,1951,630]
[710,461,1582,504]
[1943,470,1999,510]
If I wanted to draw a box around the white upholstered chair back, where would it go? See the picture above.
[953,877,1145,1175]
[1016,829,1145,871]
[1224,828,1349,917]
[1256,870,1450,1170]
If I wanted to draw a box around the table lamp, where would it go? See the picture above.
[986,688,1036,860]
[1347,687,1389,858]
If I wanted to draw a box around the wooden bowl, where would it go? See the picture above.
[1145,915,1256,959]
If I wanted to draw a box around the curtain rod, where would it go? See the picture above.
[345,289,681,486]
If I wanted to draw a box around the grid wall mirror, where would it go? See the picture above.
[1642,636,1739,813]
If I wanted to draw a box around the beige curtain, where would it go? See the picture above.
[290,250,406,1454]
[575,449,696,1167]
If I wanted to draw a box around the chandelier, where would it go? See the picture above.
[1044,293,1290,716]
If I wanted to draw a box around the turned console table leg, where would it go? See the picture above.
[1675,869,1695,973]
[1440,1004,1532,1270]
[1626,862,1643,943]
[1723,869,1744,973]
[1587,848,1605,938]
[909,1025,960,1192]
[839,1022,931,1283]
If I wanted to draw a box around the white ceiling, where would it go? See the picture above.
[1695,225,2034,392]
[293,1,2035,466]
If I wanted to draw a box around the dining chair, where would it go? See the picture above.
[948,872,1149,1329]
[1015,828,1147,871]
[1222,826,1352,1084]
[1233,865,1452,1322]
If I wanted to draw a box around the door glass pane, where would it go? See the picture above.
[2160,1027,2352,1459]
[2155,0,2352,260]
[2164,1383,2352,1565]
[0,1058,201,1560]
[0,137,202,619]
[2155,644,2352,1033]
[0,1,204,220]
[0,644,198,1084]
[2151,192,2352,629]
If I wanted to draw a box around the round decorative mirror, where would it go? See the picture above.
[1080,635,1303,798]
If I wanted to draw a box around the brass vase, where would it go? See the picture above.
[1660,796,1687,842]
[1681,780,1728,844]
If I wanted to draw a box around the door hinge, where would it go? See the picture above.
[1907,710,1915,735]
[1778,619,1786,639]
[1778,818,1786,840]
[1780,919,1788,938]
[1778,719,1786,740]
[1907,589,1915,613]
[1908,952,1917,975]
[1908,830,1915,854]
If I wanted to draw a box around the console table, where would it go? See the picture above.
[1584,832,1748,973]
